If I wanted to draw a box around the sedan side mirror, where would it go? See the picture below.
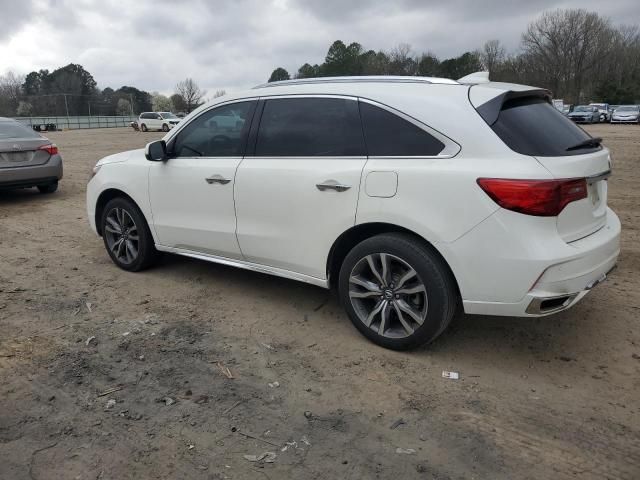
[145,140,168,161]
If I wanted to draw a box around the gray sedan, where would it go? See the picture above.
[0,118,63,193]
[567,105,600,124]
[610,105,639,124]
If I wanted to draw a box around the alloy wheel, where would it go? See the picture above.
[348,253,428,338]
[104,207,140,265]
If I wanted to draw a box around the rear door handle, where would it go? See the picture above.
[316,180,351,192]
[205,174,231,185]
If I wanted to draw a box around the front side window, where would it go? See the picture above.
[255,97,365,156]
[171,101,255,157]
[359,102,445,156]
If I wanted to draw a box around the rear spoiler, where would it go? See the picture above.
[475,89,552,126]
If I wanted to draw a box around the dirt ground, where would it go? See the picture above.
[0,125,638,480]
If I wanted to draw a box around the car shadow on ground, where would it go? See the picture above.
[153,251,586,367]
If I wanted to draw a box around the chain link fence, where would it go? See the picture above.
[12,115,137,131]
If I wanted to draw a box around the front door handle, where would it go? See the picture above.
[205,174,231,185]
[316,180,351,192]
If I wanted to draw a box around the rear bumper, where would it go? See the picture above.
[0,154,63,189]
[443,207,621,317]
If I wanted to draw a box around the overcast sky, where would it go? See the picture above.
[1,0,638,97]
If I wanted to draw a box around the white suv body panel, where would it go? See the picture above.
[87,78,621,318]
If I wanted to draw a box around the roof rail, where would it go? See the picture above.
[253,75,459,89]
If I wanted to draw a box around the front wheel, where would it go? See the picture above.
[101,197,158,271]
[338,233,457,350]
[140,124,148,132]
[162,123,169,132]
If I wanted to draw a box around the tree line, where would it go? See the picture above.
[268,8,640,105]
[0,64,210,117]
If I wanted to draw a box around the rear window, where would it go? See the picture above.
[490,97,601,157]
[0,121,41,140]
[359,102,445,156]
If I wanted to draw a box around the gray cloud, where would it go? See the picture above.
[0,0,35,40]
[0,0,638,95]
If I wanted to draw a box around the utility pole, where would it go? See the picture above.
[129,94,135,118]
[88,101,91,128]
[63,94,70,129]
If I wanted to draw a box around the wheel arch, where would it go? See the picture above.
[326,222,461,297]
[95,188,145,237]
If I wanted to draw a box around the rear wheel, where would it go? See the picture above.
[338,233,457,350]
[141,124,148,132]
[101,197,158,271]
[37,182,58,194]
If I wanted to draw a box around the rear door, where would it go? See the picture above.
[486,95,610,242]
[148,100,256,258]
[0,121,52,169]
[234,96,367,279]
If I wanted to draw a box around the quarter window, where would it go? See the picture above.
[255,97,365,156]
[171,101,255,157]
[359,102,445,156]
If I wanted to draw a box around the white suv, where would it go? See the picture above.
[87,75,620,350]
[138,112,180,132]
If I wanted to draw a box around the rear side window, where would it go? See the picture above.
[0,120,41,139]
[255,97,365,156]
[490,97,601,157]
[359,102,445,156]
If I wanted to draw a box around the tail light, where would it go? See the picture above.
[477,178,587,216]
[38,144,58,155]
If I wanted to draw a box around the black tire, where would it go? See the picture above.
[338,233,458,350]
[162,123,169,132]
[141,124,148,132]
[100,197,158,272]
[37,182,58,194]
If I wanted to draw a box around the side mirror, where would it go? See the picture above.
[145,140,168,161]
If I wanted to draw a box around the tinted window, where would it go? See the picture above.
[359,102,445,156]
[255,98,365,156]
[0,120,41,139]
[491,97,600,157]
[172,101,254,157]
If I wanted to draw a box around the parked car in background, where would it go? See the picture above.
[138,112,181,132]
[589,103,610,122]
[0,117,62,193]
[561,105,572,116]
[568,105,600,123]
[610,105,640,124]
[87,75,619,350]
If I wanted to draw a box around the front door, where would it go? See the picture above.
[235,96,367,280]
[149,100,256,259]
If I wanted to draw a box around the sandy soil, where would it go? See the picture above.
[0,125,638,480]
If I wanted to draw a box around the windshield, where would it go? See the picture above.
[574,106,590,112]
[615,106,639,112]
[0,120,41,139]
[159,112,177,119]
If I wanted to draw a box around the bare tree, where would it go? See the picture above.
[213,89,226,99]
[175,78,206,113]
[522,9,615,103]
[478,40,506,74]
[0,71,25,115]
[388,43,418,75]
